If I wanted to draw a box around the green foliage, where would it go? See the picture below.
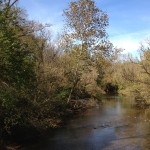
[0,1,43,134]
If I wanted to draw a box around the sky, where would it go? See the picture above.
[18,0,150,55]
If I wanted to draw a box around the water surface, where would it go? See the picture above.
[23,95,150,150]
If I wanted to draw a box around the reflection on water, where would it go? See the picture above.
[23,95,150,150]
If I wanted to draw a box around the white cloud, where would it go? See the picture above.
[110,30,150,54]
[111,38,140,53]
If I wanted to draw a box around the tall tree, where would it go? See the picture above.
[63,0,113,102]
[63,0,112,58]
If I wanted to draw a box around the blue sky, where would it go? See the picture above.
[18,0,150,55]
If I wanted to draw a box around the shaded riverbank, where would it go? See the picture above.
[2,98,98,150]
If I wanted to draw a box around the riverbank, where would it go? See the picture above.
[68,99,99,113]
[1,98,99,150]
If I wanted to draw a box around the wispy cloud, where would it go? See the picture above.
[109,29,150,54]
[112,38,140,52]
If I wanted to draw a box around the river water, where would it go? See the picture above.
[23,95,150,150]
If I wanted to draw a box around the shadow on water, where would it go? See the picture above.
[21,95,150,150]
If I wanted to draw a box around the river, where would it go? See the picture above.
[22,95,150,150]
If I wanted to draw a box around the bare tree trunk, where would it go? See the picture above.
[67,86,73,103]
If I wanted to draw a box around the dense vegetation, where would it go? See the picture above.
[107,44,150,107]
[0,0,115,142]
[0,0,150,147]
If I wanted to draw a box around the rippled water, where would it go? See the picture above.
[23,95,150,150]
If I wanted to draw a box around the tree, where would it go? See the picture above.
[63,0,112,58]
[63,0,113,102]
[111,39,150,107]
[0,1,69,139]
[0,1,44,137]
